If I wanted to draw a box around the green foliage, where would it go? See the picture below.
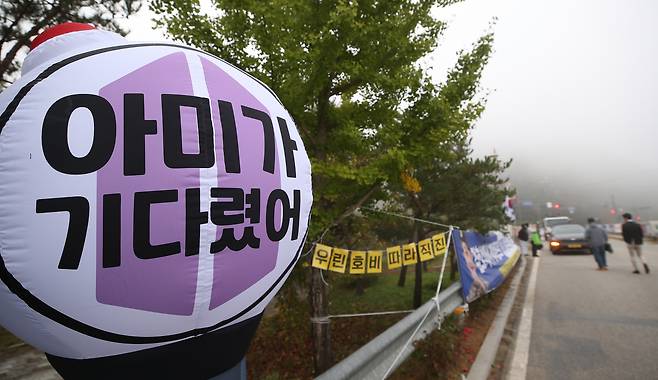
[151,0,462,244]
[391,316,460,380]
[0,0,142,87]
[328,269,449,314]
[384,32,513,232]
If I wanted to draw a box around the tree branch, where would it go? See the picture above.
[0,4,60,77]
[329,77,365,96]
[330,181,381,229]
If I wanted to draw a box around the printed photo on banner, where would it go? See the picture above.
[454,230,520,303]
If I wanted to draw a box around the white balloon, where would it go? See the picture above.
[0,27,312,362]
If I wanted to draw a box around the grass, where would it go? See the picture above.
[328,262,459,315]
[247,259,460,379]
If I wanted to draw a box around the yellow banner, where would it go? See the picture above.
[418,239,434,262]
[313,232,451,274]
[386,246,402,269]
[312,244,332,270]
[432,233,447,256]
[349,251,367,274]
[367,251,383,273]
[329,248,349,273]
[402,243,417,265]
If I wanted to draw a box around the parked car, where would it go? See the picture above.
[543,216,571,240]
[549,224,591,255]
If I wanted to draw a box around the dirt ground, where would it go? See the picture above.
[0,329,60,380]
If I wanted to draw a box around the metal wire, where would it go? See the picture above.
[359,207,458,230]
[327,310,415,319]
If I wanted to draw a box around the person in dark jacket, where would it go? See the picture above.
[586,217,608,271]
[518,224,529,256]
[622,213,649,274]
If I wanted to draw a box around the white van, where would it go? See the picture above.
[543,216,571,239]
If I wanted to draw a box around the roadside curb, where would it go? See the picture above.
[467,256,528,380]
[505,255,540,379]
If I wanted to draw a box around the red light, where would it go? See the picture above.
[554,203,561,209]
[610,208,617,215]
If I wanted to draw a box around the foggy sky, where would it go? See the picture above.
[125,0,658,223]
[431,0,658,223]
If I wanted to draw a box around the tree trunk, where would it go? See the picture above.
[413,260,422,308]
[310,268,331,374]
[397,264,407,287]
[412,222,422,308]
[355,278,365,296]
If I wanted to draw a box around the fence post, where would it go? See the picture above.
[311,268,332,373]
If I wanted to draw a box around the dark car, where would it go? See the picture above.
[549,224,591,254]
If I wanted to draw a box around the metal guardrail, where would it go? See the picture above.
[316,282,464,380]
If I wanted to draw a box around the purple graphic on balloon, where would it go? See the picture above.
[95,53,283,314]
[96,53,200,315]
[201,58,280,309]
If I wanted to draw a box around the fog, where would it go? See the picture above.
[431,0,658,224]
[124,1,658,224]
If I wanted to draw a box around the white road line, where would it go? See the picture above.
[507,257,540,380]
[467,257,526,380]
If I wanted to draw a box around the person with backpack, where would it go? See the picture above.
[622,213,649,274]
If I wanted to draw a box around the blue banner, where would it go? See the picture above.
[454,230,520,303]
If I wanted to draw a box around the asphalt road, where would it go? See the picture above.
[527,238,658,379]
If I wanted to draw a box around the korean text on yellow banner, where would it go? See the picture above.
[312,244,332,270]
[432,233,447,256]
[386,246,402,269]
[402,243,418,266]
[329,248,349,273]
[350,251,367,274]
[367,251,383,273]
[418,239,434,262]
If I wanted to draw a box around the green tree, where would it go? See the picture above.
[378,33,510,305]
[151,0,502,373]
[0,0,142,88]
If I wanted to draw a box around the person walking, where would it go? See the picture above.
[622,213,650,274]
[530,224,542,257]
[586,217,608,271]
[518,223,529,256]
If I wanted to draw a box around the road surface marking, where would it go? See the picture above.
[507,257,540,380]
